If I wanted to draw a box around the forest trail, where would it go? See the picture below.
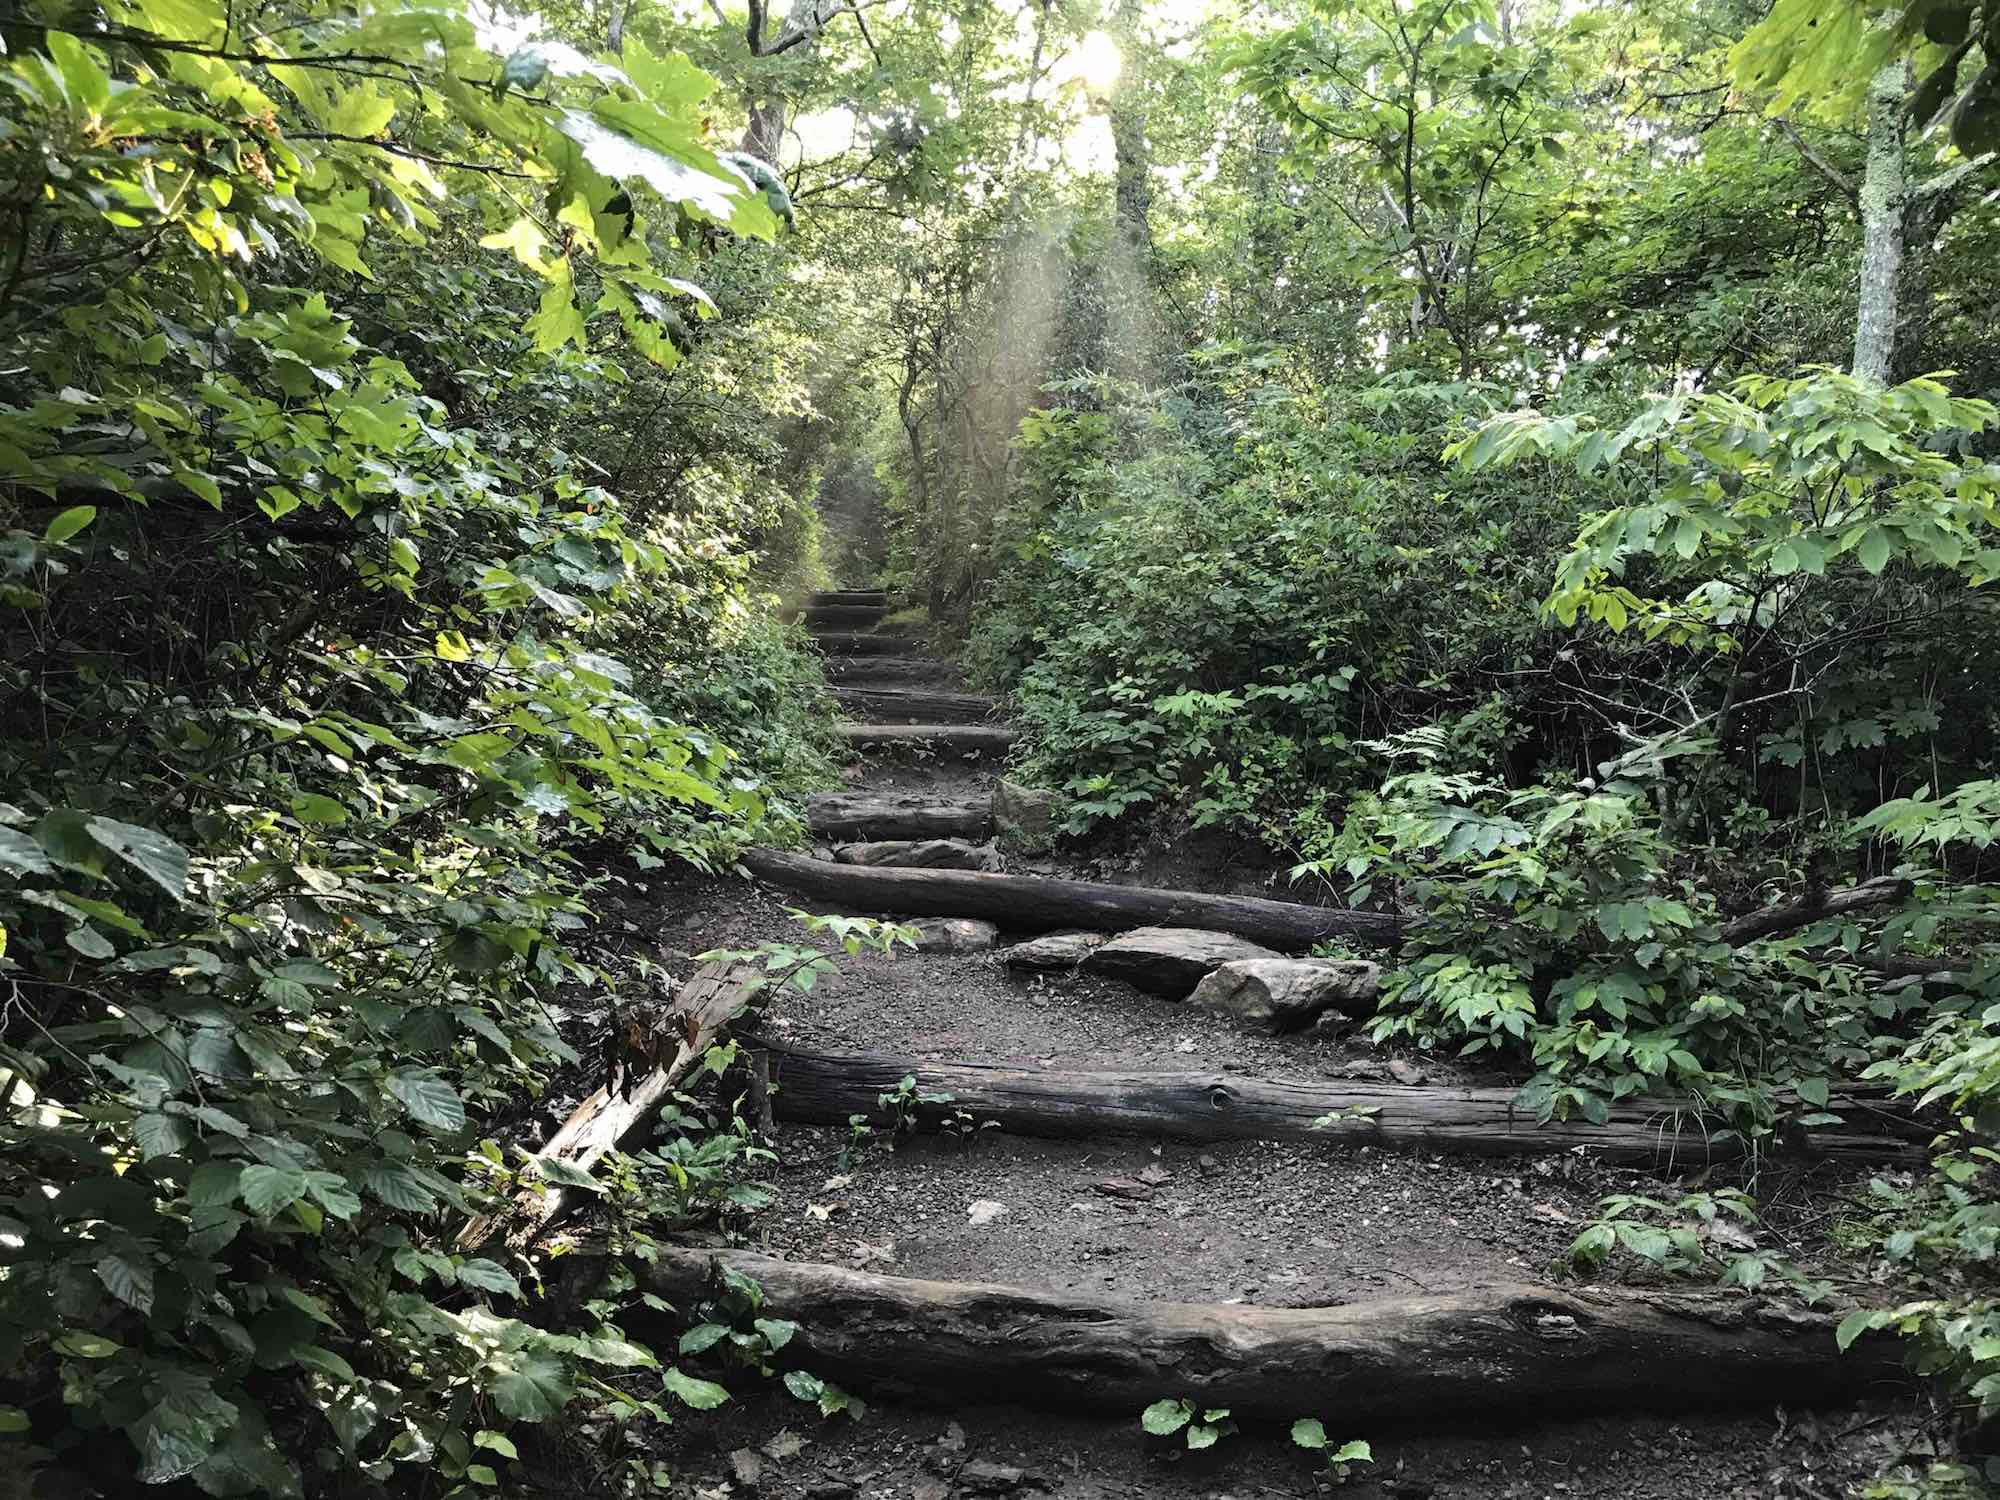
[643,592,1927,1500]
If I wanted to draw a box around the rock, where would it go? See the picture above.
[1186,958,1382,1032]
[912,1481,952,1500]
[834,837,1003,872]
[806,1484,856,1500]
[1094,1177,1156,1202]
[728,1449,764,1487]
[967,1198,1008,1226]
[911,917,1000,954]
[1389,1058,1427,1086]
[992,780,1061,846]
[960,1460,1027,1493]
[999,930,1108,971]
[1083,927,1280,1000]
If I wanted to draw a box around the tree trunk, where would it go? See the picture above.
[740,849,1406,948]
[757,1042,1921,1167]
[620,1250,1906,1420]
[805,791,994,841]
[455,962,763,1253]
[1109,0,1153,254]
[1852,62,1910,385]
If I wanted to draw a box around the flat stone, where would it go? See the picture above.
[911,917,1000,954]
[834,837,1002,871]
[1187,958,1382,1032]
[1084,927,1280,1000]
[998,930,1110,971]
[960,1460,1028,1493]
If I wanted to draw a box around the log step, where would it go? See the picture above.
[835,723,1017,754]
[806,792,994,841]
[740,848,1401,949]
[834,685,1001,723]
[759,1043,1921,1168]
[804,603,887,631]
[816,631,922,655]
[812,590,888,607]
[824,655,962,685]
[625,1250,1903,1422]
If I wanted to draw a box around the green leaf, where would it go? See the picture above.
[1857,526,1894,574]
[474,1431,519,1459]
[1291,1417,1327,1449]
[678,1322,730,1355]
[289,794,348,826]
[388,1069,466,1132]
[488,1354,572,1421]
[661,1367,731,1410]
[240,1165,309,1217]
[96,1253,155,1314]
[43,505,97,543]
[1141,1399,1190,1435]
[0,826,52,876]
[1835,1307,1880,1351]
[455,1258,521,1297]
[86,816,190,897]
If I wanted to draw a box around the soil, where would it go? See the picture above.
[538,631,1942,1500]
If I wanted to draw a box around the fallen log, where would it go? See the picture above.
[625,1250,1904,1420]
[456,962,762,1253]
[759,1044,1922,1167]
[835,723,1017,754]
[1720,876,1912,945]
[823,654,962,684]
[815,631,921,655]
[833,685,1001,723]
[803,603,887,631]
[811,590,888,607]
[740,849,1403,949]
[834,838,1002,871]
[805,791,993,841]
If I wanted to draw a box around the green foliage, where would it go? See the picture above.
[1566,1188,1828,1296]
[1308,730,1909,1127]
[0,0,842,1491]
[1140,1396,1236,1450]
[1291,1418,1373,1481]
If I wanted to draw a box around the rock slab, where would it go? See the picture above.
[992,780,1060,845]
[1082,927,1279,999]
[910,918,1001,954]
[998,931,1110,971]
[1187,958,1382,1032]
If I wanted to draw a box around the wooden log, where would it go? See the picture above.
[624,1250,1904,1420]
[804,603,887,631]
[740,849,1403,949]
[758,1043,1922,1167]
[823,654,961,684]
[833,685,1001,723]
[806,791,994,841]
[456,962,762,1253]
[816,631,921,655]
[835,723,1017,754]
[1720,876,1912,945]
[812,590,888,607]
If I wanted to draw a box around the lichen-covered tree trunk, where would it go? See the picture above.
[1851,62,1910,385]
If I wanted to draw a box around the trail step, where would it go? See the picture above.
[805,791,993,841]
[803,603,887,631]
[626,1249,1901,1421]
[835,723,1016,754]
[740,848,1401,950]
[811,589,888,607]
[815,630,921,655]
[754,1042,1922,1167]
[833,685,1000,723]
[824,654,962,684]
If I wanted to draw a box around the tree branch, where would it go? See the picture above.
[1774,117,1858,210]
[1719,875,1911,946]
[1913,150,1997,202]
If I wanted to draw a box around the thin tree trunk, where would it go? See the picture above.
[1852,62,1910,385]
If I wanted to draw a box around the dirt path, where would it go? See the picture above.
[632,592,1930,1500]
